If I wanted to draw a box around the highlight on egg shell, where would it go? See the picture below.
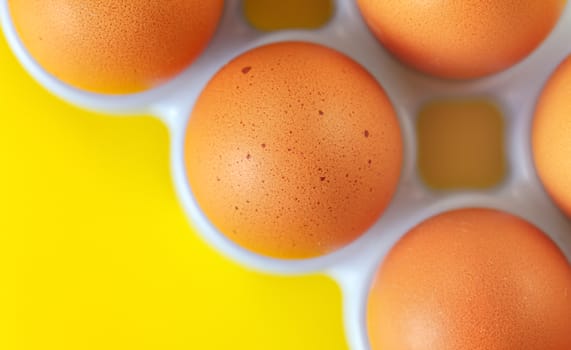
[184,41,403,259]
[533,54,571,218]
[7,0,224,94]
[367,208,571,350]
[356,0,565,79]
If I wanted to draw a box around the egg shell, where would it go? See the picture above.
[8,0,224,94]
[356,0,565,79]
[367,208,571,350]
[533,54,571,217]
[184,41,403,259]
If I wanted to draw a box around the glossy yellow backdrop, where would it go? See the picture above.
[0,25,347,350]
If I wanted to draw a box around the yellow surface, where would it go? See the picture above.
[417,99,507,190]
[0,29,347,350]
[243,0,333,31]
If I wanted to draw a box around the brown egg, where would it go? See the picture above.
[8,0,224,94]
[184,42,403,259]
[367,208,571,350]
[356,0,564,79]
[533,54,571,217]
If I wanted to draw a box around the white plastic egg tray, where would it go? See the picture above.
[2,1,571,349]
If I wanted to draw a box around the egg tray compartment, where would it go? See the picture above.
[2,1,571,349]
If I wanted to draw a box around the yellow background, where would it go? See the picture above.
[0,27,347,350]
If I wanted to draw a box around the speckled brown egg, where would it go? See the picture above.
[8,0,224,94]
[184,42,403,259]
[356,0,564,79]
